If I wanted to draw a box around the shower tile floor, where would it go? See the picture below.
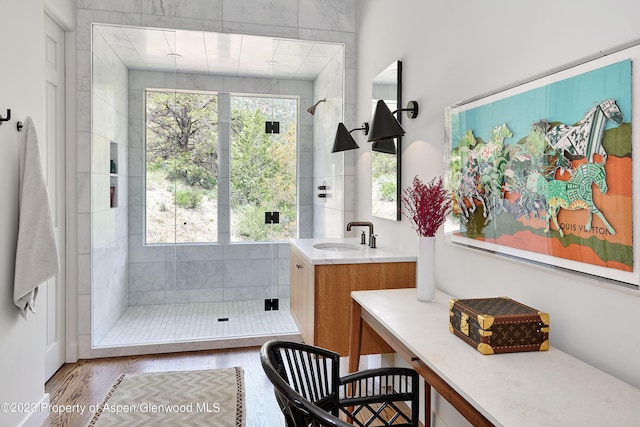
[96,299,299,347]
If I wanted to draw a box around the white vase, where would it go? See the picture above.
[416,236,436,302]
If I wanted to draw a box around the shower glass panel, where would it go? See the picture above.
[90,24,178,347]
[230,95,298,242]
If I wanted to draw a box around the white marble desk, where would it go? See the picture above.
[348,288,640,427]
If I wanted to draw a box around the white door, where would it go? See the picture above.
[44,14,66,380]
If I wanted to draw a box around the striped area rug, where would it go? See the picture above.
[88,367,244,426]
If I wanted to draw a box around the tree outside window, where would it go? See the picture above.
[145,90,218,244]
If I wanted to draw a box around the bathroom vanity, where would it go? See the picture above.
[289,238,416,356]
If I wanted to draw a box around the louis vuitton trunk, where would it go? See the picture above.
[449,297,549,355]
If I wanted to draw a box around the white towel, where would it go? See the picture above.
[13,117,59,317]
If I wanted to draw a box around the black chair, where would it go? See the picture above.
[260,340,420,427]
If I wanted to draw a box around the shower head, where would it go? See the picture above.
[306,98,326,115]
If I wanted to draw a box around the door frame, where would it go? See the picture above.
[44,13,67,379]
[43,5,79,368]
[62,16,78,365]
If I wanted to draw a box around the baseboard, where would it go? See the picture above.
[66,340,79,363]
[18,393,49,427]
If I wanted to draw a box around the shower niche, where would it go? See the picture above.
[109,142,118,208]
[90,23,345,351]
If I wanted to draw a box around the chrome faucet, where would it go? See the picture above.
[346,221,376,248]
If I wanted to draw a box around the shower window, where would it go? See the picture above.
[145,89,219,244]
[230,95,298,242]
[145,90,298,244]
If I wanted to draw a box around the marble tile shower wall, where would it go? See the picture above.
[313,50,355,238]
[76,0,355,357]
[127,70,313,306]
[89,29,130,344]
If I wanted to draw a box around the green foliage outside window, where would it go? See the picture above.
[230,97,297,242]
[175,189,203,209]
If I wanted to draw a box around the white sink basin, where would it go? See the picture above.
[313,242,363,251]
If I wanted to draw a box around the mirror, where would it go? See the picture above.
[371,61,402,220]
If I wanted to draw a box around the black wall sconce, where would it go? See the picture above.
[367,99,419,142]
[371,139,397,155]
[332,122,369,153]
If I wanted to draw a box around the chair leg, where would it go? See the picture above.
[424,379,432,427]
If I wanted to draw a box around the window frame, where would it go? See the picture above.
[143,88,299,246]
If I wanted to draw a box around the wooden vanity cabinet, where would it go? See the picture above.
[290,246,416,356]
[290,249,315,344]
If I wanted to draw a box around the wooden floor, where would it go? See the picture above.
[43,347,285,427]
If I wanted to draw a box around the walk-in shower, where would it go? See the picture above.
[90,24,345,353]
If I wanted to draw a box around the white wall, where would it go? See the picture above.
[356,0,640,424]
[0,3,47,426]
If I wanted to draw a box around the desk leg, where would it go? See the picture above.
[348,299,363,374]
[424,380,432,427]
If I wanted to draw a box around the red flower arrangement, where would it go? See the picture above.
[401,176,451,237]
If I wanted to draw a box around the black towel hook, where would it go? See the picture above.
[0,109,10,124]
[0,109,23,131]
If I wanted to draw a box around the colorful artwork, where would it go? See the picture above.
[446,55,638,286]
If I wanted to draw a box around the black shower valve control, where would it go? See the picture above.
[317,182,328,200]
